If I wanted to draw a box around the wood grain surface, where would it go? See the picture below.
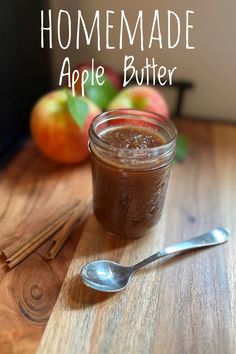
[0,142,92,354]
[0,119,236,354]
[37,120,236,354]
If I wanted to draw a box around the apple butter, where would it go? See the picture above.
[89,109,177,239]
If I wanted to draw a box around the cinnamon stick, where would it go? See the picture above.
[2,199,80,259]
[6,199,82,268]
[46,198,92,260]
[7,213,67,268]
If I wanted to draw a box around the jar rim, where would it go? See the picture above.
[89,109,177,156]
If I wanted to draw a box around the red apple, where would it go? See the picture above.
[73,62,122,94]
[30,89,101,164]
[72,62,122,109]
[107,85,170,118]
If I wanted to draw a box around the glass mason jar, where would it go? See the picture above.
[89,109,177,239]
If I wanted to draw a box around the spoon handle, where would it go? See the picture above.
[132,227,229,271]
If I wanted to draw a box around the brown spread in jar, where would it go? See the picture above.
[89,112,176,239]
[100,126,164,149]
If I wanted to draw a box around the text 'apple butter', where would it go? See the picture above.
[89,109,177,239]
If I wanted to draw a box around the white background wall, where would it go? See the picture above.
[49,0,236,120]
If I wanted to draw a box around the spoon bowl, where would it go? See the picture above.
[81,260,133,292]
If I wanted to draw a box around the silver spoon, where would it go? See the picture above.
[80,227,229,293]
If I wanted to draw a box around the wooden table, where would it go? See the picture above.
[0,119,235,354]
